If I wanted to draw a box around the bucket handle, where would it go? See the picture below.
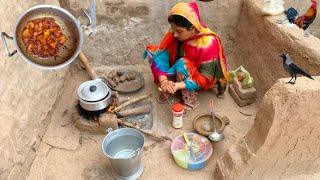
[106,128,113,134]
[1,32,17,57]
[135,148,141,157]
[120,148,141,159]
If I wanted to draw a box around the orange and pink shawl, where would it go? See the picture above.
[144,2,229,91]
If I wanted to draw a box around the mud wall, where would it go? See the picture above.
[232,0,320,98]
[214,0,320,179]
[215,77,320,179]
[0,0,243,179]
[0,0,67,179]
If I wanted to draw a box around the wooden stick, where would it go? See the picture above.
[78,51,98,80]
[239,110,253,116]
[113,94,150,112]
[116,105,151,117]
[117,119,172,142]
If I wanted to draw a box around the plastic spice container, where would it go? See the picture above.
[172,103,184,128]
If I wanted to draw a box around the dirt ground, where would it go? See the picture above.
[27,63,257,180]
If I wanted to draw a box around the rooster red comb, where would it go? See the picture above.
[311,0,317,7]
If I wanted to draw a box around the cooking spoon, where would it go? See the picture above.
[208,100,224,142]
[181,130,197,160]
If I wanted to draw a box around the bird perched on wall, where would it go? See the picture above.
[278,53,314,84]
[284,0,317,36]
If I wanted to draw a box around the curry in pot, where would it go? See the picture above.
[21,17,67,58]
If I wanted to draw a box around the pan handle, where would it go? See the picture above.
[1,32,17,57]
[79,51,98,79]
[81,9,92,27]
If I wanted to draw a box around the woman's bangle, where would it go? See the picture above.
[160,79,168,85]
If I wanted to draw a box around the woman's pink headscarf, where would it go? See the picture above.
[168,2,228,83]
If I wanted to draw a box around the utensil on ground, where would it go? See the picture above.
[102,128,144,180]
[181,130,197,160]
[208,100,225,142]
[193,113,226,136]
[76,52,113,111]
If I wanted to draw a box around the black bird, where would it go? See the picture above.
[278,53,314,84]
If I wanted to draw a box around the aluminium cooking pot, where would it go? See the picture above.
[1,5,84,69]
[78,80,112,111]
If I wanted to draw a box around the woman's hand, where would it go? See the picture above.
[158,80,176,94]
[174,81,186,92]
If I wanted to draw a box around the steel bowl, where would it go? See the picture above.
[1,5,83,69]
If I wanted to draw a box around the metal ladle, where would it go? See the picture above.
[208,100,224,142]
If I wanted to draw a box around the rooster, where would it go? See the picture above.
[284,0,317,36]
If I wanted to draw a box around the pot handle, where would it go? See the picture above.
[81,9,92,27]
[1,32,17,57]
[221,116,230,126]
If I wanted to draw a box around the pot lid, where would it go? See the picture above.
[77,80,109,102]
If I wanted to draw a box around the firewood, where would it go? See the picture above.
[116,105,151,117]
[113,94,150,112]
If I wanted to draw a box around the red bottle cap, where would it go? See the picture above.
[172,103,184,112]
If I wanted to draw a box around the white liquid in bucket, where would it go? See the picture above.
[105,135,143,159]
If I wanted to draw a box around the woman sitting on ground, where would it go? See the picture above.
[143,2,229,116]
